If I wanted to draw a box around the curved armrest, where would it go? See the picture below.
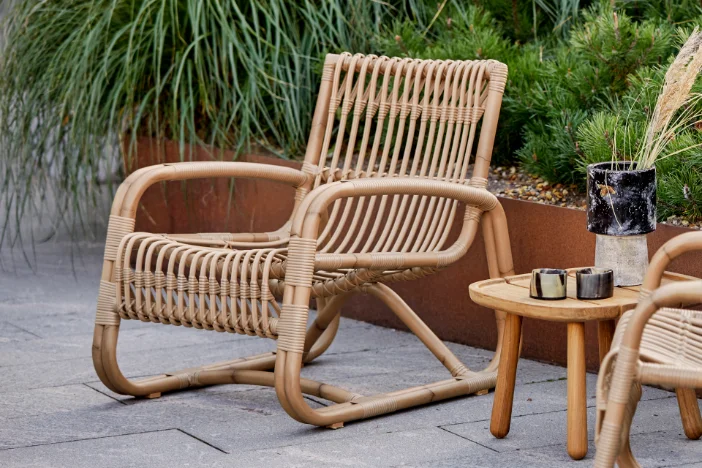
[643,232,702,292]
[112,161,309,218]
[289,177,500,270]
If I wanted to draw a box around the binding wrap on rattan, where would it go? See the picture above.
[487,61,508,93]
[608,346,638,405]
[277,304,309,353]
[104,216,135,261]
[468,177,488,189]
[96,280,120,326]
[357,395,398,418]
[285,238,317,287]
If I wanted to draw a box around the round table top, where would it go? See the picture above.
[468,269,696,322]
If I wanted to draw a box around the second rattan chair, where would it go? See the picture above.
[92,52,514,427]
[595,232,702,467]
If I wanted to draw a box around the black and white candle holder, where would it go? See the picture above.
[530,269,568,300]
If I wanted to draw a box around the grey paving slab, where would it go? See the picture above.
[0,337,276,392]
[0,322,250,368]
[0,384,115,421]
[442,391,683,454]
[514,427,702,467]
[0,321,38,343]
[0,429,226,468]
[180,378,588,455]
[210,426,496,468]
[412,450,533,468]
[0,385,285,450]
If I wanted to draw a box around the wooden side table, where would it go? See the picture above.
[469,269,694,460]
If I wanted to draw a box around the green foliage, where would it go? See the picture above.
[658,161,702,222]
[0,0,416,243]
[615,0,702,23]
[517,110,589,183]
[570,6,672,95]
[515,5,677,184]
[1,0,701,243]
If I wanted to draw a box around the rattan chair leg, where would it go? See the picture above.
[616,382,642,468]
[482,203,516,373]
[594,350,638,467]
[368,284,473,377]
[303,294,350,363]
[94,323,281,397]
[273,281,501,427]
[617,440,641,468]
[676,388,702,440]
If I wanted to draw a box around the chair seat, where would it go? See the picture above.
[115,232,438,337]
[613,306,702,368]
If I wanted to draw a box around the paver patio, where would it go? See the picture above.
[0,241,701,467]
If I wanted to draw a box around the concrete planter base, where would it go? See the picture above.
[595,234,649,286]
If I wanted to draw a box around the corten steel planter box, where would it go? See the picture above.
[129,139,701,372]
[343,198,702,372]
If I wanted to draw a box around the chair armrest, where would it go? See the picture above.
[289,177,499,270]
[112,161,309,218]
[643,232,702,292]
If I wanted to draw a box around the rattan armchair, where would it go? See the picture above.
[93,53,514,427]
[595,232,702,467]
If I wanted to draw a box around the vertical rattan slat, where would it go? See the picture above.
[91,53,513,427]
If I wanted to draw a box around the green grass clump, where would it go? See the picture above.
[0,0,409,245]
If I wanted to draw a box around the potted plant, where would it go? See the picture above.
[585,28,702,286]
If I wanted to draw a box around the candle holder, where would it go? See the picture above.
[575,267,614,300]
[530,269,567,300]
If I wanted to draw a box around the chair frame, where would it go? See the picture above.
[594,232,702,467]
[92,53,514,427]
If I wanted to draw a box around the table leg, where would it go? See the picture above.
[490,313,522,439]
[567,322,588,460]
[597,319,616,364]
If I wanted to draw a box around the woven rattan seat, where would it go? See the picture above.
[93,53,514,427]
[594,232,702,467]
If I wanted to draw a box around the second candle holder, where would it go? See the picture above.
[575,267,614,300]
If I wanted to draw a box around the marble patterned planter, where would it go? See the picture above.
[586,162,657,286]
[586,162,656,236]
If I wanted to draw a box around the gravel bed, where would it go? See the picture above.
[487,166,701,230]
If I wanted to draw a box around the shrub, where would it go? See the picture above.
[516,5,676,183]
[577,57,702,222]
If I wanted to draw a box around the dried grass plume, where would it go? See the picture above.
[639,28,702,168]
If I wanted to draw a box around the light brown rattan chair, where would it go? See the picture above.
[595,232,702,467]
[93,52,514,427]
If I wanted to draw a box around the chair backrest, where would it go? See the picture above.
[297,53,507,254]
